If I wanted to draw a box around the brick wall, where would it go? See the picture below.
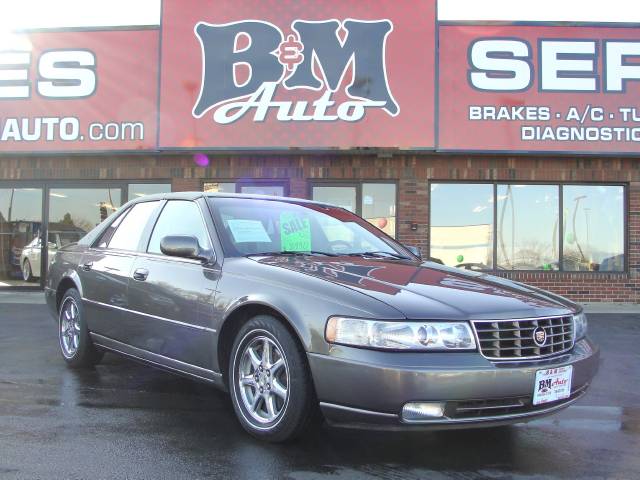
[2,153,639,302]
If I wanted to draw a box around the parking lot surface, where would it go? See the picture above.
[0,302,638,479]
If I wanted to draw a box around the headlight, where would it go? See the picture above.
[573,312,588,340]
[325,317,476,351]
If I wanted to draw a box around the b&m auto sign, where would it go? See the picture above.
[438,23,640,153]
[2,1,640,154]
[0,30,158,152]
[158,0,436,149]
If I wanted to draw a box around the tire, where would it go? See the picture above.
[22,260,34,282]
[229,315,318,442]
[58,288,104,368]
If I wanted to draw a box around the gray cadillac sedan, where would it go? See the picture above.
[45,192,599,442]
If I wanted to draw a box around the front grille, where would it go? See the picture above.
[472,315,574,360]
[446,384,588,420]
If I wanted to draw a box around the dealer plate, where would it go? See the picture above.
[533,366,573,406]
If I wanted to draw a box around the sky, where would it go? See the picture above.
[0,0,639,31]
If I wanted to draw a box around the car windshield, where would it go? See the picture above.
[208,197,411,259]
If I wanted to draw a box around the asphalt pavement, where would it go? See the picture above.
[0,301,638,479]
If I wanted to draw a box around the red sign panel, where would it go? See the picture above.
[159,0,436,149]
[438,24,640,153]
[0,29,159,152]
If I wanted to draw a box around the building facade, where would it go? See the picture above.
[0,0,637,302]
[2,153,634,302]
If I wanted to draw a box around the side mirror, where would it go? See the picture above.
[160,235,211,263]
[405,245,422,259]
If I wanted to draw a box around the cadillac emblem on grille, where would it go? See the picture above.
[533,327,547,347]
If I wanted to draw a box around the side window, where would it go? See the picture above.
[147,201,211,254]
[107,201,161,251]
[96,208,129,248]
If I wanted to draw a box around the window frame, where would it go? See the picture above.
[144,199,216,263]
[100,200,163,252]
[428,180,628,274]
[126,182,172,202]
[308,180,399,239]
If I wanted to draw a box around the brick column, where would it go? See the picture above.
[397,177,428,252]
[628,182,640,286]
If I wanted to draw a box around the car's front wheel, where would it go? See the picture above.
[58,288,104,368]
[229,315,318,442]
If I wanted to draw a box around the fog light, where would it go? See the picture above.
[402,402,445,422]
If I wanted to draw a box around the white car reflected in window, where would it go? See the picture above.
[20,231,84,281]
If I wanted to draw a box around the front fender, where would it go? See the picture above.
[222,293,314,351]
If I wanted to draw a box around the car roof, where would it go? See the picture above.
[125,191,335,208]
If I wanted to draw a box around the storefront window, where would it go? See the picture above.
[0,188,43,286]
[240,185,284,196]
[311,183,397,237]
[203,182,286,196]
[430,182,625,272]
[127,183,171,201]
[430,183,494,269]
[562,185,624,272]
[48,188,121,272]
[312,186,357,212]
[362,183,396,237]
[496,185,559,270]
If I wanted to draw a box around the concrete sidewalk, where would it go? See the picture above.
[0,291,46,305]
[0,290,638,313]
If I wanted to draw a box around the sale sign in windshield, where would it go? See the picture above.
[0,29,158,152]
[159,0,436,149]
[438,24,640,153]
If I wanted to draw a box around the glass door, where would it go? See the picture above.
[0,188,44,287]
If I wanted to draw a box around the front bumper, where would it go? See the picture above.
[308,338,599,429]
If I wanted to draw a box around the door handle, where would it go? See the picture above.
[81,261,93,271]
[133,268,149,281]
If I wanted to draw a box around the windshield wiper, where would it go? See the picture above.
[347,251,411,260]
[245,250,339,257]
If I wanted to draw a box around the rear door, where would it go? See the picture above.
[80,200,162,340]
[126,199,221,371]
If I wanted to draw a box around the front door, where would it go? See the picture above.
[126,199,220,371]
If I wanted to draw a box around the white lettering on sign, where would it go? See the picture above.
[605,41,640,92]
[540,40,597,92]
[37,50,96,98]
[0,52,31,98]
[468,39,640,93]
[468,39,532,91]
[212,82,386,124]
[0,49,96,99]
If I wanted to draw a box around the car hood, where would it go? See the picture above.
[252,256,577,320]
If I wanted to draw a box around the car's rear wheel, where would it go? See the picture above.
[229,315,318,442]
[22,259,34,282]
[58,288,104,368]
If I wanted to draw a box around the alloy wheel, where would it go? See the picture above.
[237,335,290,424]
[59,297,81,359]
[22,261,31,281]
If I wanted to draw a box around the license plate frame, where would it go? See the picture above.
[533,366,573,406]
